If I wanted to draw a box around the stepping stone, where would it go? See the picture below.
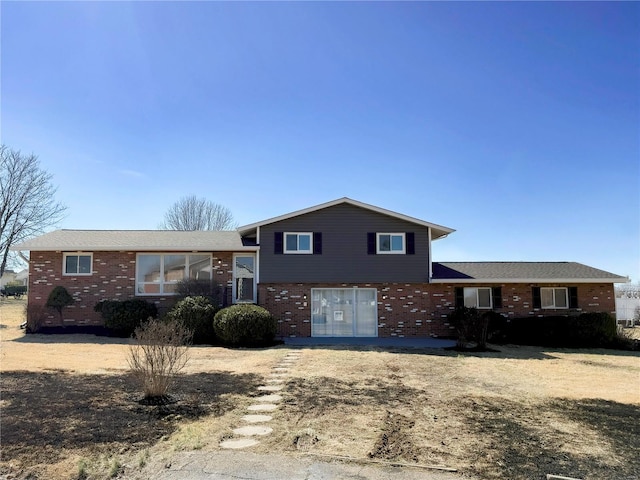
[266,378,284,384]
[258,394,282,402]
[241,414,273,423]
[268,373,288,377]
[233,425,273,436]
[220,438,259,449]
[273,367,289,371]
[247,403,278,412]
[258,385,284,391]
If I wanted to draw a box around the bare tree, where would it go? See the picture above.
[0,146,67,277]
[159,195,236,231]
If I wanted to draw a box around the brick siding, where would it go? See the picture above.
[27,251,234,327]
[259,282,617,338]
[27,251,617,336]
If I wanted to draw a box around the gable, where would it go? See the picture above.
[238,197,454,240]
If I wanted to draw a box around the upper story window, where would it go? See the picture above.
[136,253,211,295]
[377,233,405,254]
[464,287,492,309]
[284,232,313,254]
[541,287,568,309]
[63,253,93,275]
[367,232,415,255]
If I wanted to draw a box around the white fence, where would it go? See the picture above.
[616,296,640,325]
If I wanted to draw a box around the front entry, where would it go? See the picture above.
[311,288,378,337]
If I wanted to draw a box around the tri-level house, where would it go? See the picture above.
[12,198,627,338]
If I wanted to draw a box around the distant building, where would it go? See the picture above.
[0,270,17,288]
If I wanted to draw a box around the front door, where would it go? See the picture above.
[311,288,377,337]
[233,254,256,303]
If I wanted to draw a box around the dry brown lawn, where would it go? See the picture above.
[1,297,639,480]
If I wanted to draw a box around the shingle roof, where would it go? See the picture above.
[432,262,628,283]
[10,230,256,252]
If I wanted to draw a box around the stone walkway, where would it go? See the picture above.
[219,350,301,450]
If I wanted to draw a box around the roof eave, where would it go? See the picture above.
[10,245,260,252]
[430,277,630,284]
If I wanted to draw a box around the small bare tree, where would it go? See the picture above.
[0,145,67,277]
[159,195,236,231]
[128,318,193,402]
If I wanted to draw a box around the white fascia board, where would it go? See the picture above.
[430,278,629,284]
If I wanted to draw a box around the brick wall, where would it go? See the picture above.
[429,283,617,319]
[259,282,455,338]
[259,282,618,339]
[28,251,234,327]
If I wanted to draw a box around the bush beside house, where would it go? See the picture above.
[165,296,217,344]
[46,286,74,323]
[213,304,277,347]
[94,299,158,337]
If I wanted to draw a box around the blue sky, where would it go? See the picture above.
[2,2,639,281]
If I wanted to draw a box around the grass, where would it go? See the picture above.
[1,297,639,479]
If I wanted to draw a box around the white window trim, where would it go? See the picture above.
[463,287,493,309]
[63,252,93,276]
[540,287,569,309]
[376,233,406,254]
[233,253,257,303]
[135,253,212,296]
[284,232,313,254]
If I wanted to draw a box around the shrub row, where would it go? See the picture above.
[92,296,277,347]
[487,312,621,348]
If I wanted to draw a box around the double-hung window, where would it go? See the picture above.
[377,233,405,254]
[136,254,211,295]
[463,287,493,309]
[284,232,312,254]
[540,287,568,309]
[63,253,92,275]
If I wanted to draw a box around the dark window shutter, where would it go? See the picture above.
[532,287,541,309]
[313,232,322,255]
[274,232,283,254]
[569,286,578,308]
[406,232,415,255]
[455,287,464,309]
[367,232,376,255]
[492,287,502,309]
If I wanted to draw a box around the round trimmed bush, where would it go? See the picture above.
[166,296,217,344]
[213,304,277,347]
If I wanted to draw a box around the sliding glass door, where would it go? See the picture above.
[311,288,377,337]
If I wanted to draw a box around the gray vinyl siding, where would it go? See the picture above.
[257,203,430,283]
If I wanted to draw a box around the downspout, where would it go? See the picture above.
[18,251,30,264]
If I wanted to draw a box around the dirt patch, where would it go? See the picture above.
[0,369,260,479]
[368,411,418,462]
[0,298,284,479]
[265,347,640,480]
